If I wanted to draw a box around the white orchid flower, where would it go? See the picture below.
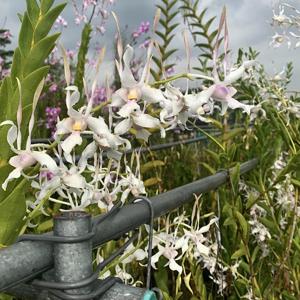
[151,232,188,274]
[184,217,218,258]
[114,101,165,141]
[119,166,146,203]
[1,79,55,191]
[55,86,129,160]
[160,85,189,129]
[185,87,216,123]
[190,61,256,116]
[111,44,165,107]
[189,8,256,116]
[121,242,147,264]
[28,144,97,210]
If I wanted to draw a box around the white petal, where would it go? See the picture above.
[121,45,137,87]
[86,116,109,135]
[151,250,163,269]
[118,102,140,118]
[0,120,18,153]
[141,85,165,103]
[196,243,210,256]
[135,128,151,141]
[134,249,147,261]
[2,168,22,190]
[65,86,80,109]
[61,132,83,155]
[114,118,133,135]
[169,259,182,274]
[227,98,253,114]
[107,149,123,161]
[63,173,86,189]
[224,60,255,85]
[132,114,160,128]
[111,89,128,107]
[55,118,73,136]
[78,142,97,171]
[220,101,228,115]
[31,151,58,173]
[120,188,131,203]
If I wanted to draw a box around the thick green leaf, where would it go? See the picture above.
[74,23,92,100]
[18,12,34,57]
[40,0,54,15]
[231,247,246,259]
[34,3,67,43]
[23,33,60,76]
[141,160,165,173]
[0,179,27,245]
[234,210,248,240]
[26,0,40,26]
[10,48,24,85]
[0,77,13,121]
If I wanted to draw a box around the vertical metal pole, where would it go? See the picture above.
[54,211,93,296]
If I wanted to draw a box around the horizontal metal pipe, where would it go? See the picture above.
[0,158,258,292]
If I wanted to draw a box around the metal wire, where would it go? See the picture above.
[133,197,154,291]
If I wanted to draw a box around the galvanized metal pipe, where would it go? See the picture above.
[53,212,93,296]
[0,158,258,292]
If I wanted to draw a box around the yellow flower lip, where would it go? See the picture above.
[72,120,84,131]
[127,89,139,100]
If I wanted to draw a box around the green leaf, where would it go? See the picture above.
[0,77,13,121]
[10,48,24,85]
[40,0,54,15]
[183,273,194,294]
[26,0,39,26]
[144,177,161,187]
[231,247,246,260]
[74,23,92,100]
[34,3,67,43]
[200,162,216,174]
[234,210,248,240]
[23,33,60,76]
[141,160,165,173]
[230,162,240,195]
[37,219,53,232]
[18,12,34,57]
[0,179,28,245]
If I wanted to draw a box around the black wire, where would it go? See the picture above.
[133,196,154,291]
[31,233,138,290]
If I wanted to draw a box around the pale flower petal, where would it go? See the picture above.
[61,132,83,155]
[132,114,160,129]
[114,118,133,136]
[224,60,255,85]
[63,173,86,189]
[2,168,22,191]
[141,85,165,103]
[169,259,183,274]
[118,102,140,118]
[111,88,128,107]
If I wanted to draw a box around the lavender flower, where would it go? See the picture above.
[45,106,61,137]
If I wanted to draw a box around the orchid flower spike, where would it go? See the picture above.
[160,85,190,129]
[114,101,165,141]
[189,7,256,116]
[55,86,129,161]
[1,79,55,191]
[111,44,166,107]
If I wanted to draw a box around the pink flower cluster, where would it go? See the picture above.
[55,15,68,29]
[132,21,150,39]
[45,107,61,137]
[93,87,107,105]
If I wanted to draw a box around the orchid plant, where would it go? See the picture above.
[5,3,295,299]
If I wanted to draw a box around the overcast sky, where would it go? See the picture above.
[1,0,300,89]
